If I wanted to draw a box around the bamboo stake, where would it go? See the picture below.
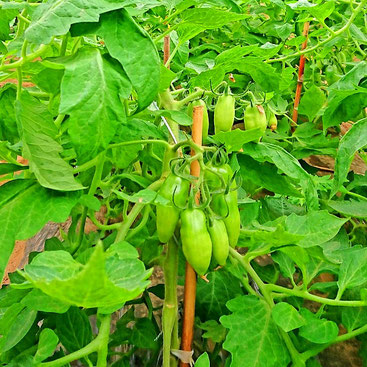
[292,21,310,126]
[180,105,203,367]
[164,35,171,68]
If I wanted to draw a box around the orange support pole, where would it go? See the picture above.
[292,21,310,126]
[180,105,203,366]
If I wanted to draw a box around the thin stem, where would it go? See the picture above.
[0,44,49,71]
[96,314,111,367]
[54,114,65,128]
[126,206,151,240]
[165,42,180,67]
[176,89,208,109]
[21,40,28,59]
[163,238,179,367]
[16,67,22,100]
[335,323,367,342]
[109,139,170,150]
[229,248,304,362]
[229,248,273,304]
[40,313,111,367]
[74,155,100,173]
[88,210,120,231]
[172,140,204,154]
[74,153,106,254]
[267,284,366,307]
[154,24,179,44]
[301,323,367,361]
[114,179,164,243]
[60,33,69,56]
[267,0,366,64]
[28,90,49,99]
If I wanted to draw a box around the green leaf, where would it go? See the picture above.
[329,62,367,91]
[21,289,70,314]
[130,318,159,350]
[0,303,24,334]
[97,10,160,110]
[32,68,64,95]
[196,269,243,321]
[221,295,290,367]
[337,247,367,295]
[241,142,318,209]
[0,306,37,352]
[307,2,335,21]
[60,48,131,162]
[33,328,59,364]
[0,287,30,307]
[16,92,83,191]
[327,200,367,218]
[22,243,151,309]
[177,8,249,44]
[234,58,281,92]
[272,251,296,280]
[199,320,227,343]
[213,128,264,152]
[298,85,326,121]
[303,248,338,285]
[323,89,367,130]
[154,110,192,126]
[239,219,303,249]
[238,155,303,197]
[286,211,348,248]
[278,246,310,276]
[114,188,161,205]
[0,9,18,40]
[331,118,367,197]
[79,194,101,212]
[272,302,306,332]
[0,163,27,175]
[25,0,131,44]
[342,307,367,332]
[0,84,19,144]
[159,65,177,91]
[56,307,92,353]
[195,352,210,367]
[288,0,315,9]
[299,310,338,344]
[0,179,80,283]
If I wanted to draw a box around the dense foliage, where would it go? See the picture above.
[0,0,367,366]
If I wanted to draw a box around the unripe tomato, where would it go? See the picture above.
[180,208,212,275]
[214,94,236,133]
[211,180,240,248]
[268,112,278,131]
[205,162,232,191]
[244,105,267,134]
[156,173,190,243]
[325,65,340,86]
[208,217,229,266]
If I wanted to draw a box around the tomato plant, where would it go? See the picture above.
[0,1,367,367]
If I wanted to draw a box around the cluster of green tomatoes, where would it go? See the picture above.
[187,86,278,140]
[155,150,240,275]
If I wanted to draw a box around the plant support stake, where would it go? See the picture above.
[180,105,203,367]
[292,21,310,126]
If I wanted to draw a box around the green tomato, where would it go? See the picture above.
[214,94,236,133]
[180,208,212,275]
[268,112,278,131]
[207,217,229,266]
[156,173,190,243]
[244,105,267,134]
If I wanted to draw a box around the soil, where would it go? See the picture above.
[319,339,363,367]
